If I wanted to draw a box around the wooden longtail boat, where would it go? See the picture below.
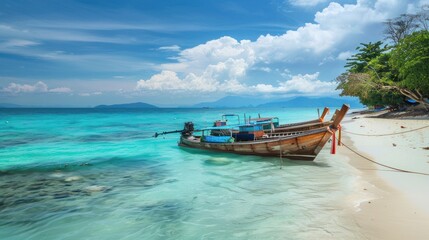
[178,104,349,160]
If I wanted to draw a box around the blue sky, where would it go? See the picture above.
[0,0,427,107]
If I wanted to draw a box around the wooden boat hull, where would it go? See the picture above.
[179,128,332,161]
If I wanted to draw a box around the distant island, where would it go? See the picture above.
[94,102,158,109]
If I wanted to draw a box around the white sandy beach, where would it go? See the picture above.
[337,112,429,239]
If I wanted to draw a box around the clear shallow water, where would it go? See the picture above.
[0,108,360,239]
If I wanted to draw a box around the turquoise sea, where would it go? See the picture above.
[0,108,362,239]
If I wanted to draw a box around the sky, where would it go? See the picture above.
[0,0,428,107]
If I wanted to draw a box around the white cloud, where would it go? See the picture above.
[0,23,135,44]
[158,45,181,52]
[49,87,73,93]
[289,0,327,7]
[256,67,272,73]
[136,70,335,95]
[250,73,337,94]
[1,81,72,94]
[280,69,292,78]
[421,0,429,6]
[137,70,188,91]
[337,51,353,61]
[4,39,40,47]
[174,36,255,74]
[79,91,102,97]
[133,0,419,95]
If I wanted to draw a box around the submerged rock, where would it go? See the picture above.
[84,185,108,192]
[50,172,65,178]
[204,157,233,166]
[64,176,82,182]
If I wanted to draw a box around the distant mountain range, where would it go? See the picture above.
[94,102,158,109]
[257,96,364,108]
[192,96,273,108]
[192,96,364,108]
[1,97,364,109]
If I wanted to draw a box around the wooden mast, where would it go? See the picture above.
[319,107,330,122]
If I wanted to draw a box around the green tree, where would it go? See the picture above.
[337,41,403,107]
[336,72,403,106]
[345,41,389,73]
[390,30,429,108]
[338,32,429,109]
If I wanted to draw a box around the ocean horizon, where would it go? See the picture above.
[0,107,360,239]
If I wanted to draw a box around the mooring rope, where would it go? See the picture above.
[341,124,429,137]
[340,141,429,176]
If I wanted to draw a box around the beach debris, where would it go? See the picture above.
[392,143,397,147]
[400,126,406,128]
[64,176,82,182]
[422,147,429,150]
[352,117,359,119]
[360,125,364,127]
[368,201,371,204]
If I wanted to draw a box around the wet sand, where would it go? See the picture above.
[337,112,429,239]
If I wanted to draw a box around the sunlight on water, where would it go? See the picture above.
[0,108,361,239]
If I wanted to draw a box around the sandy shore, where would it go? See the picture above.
[337,112,429,239]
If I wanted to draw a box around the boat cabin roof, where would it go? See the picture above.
[250,117,279,122]
[202,125,239,131]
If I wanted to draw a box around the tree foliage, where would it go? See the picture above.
[390,31,429,95]
[344,41,389,73]
[337,10,429,110]
[337,41,403,106]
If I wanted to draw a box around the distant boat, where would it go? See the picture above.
[178,105,349,161]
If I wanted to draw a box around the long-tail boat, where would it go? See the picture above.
[178,104,349,160]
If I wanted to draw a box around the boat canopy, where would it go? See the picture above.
[202,125,239,131]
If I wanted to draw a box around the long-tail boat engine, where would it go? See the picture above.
[182,122,194,136]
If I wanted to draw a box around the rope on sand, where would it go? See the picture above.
[341,142,429,176]
[341,125,429,137]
